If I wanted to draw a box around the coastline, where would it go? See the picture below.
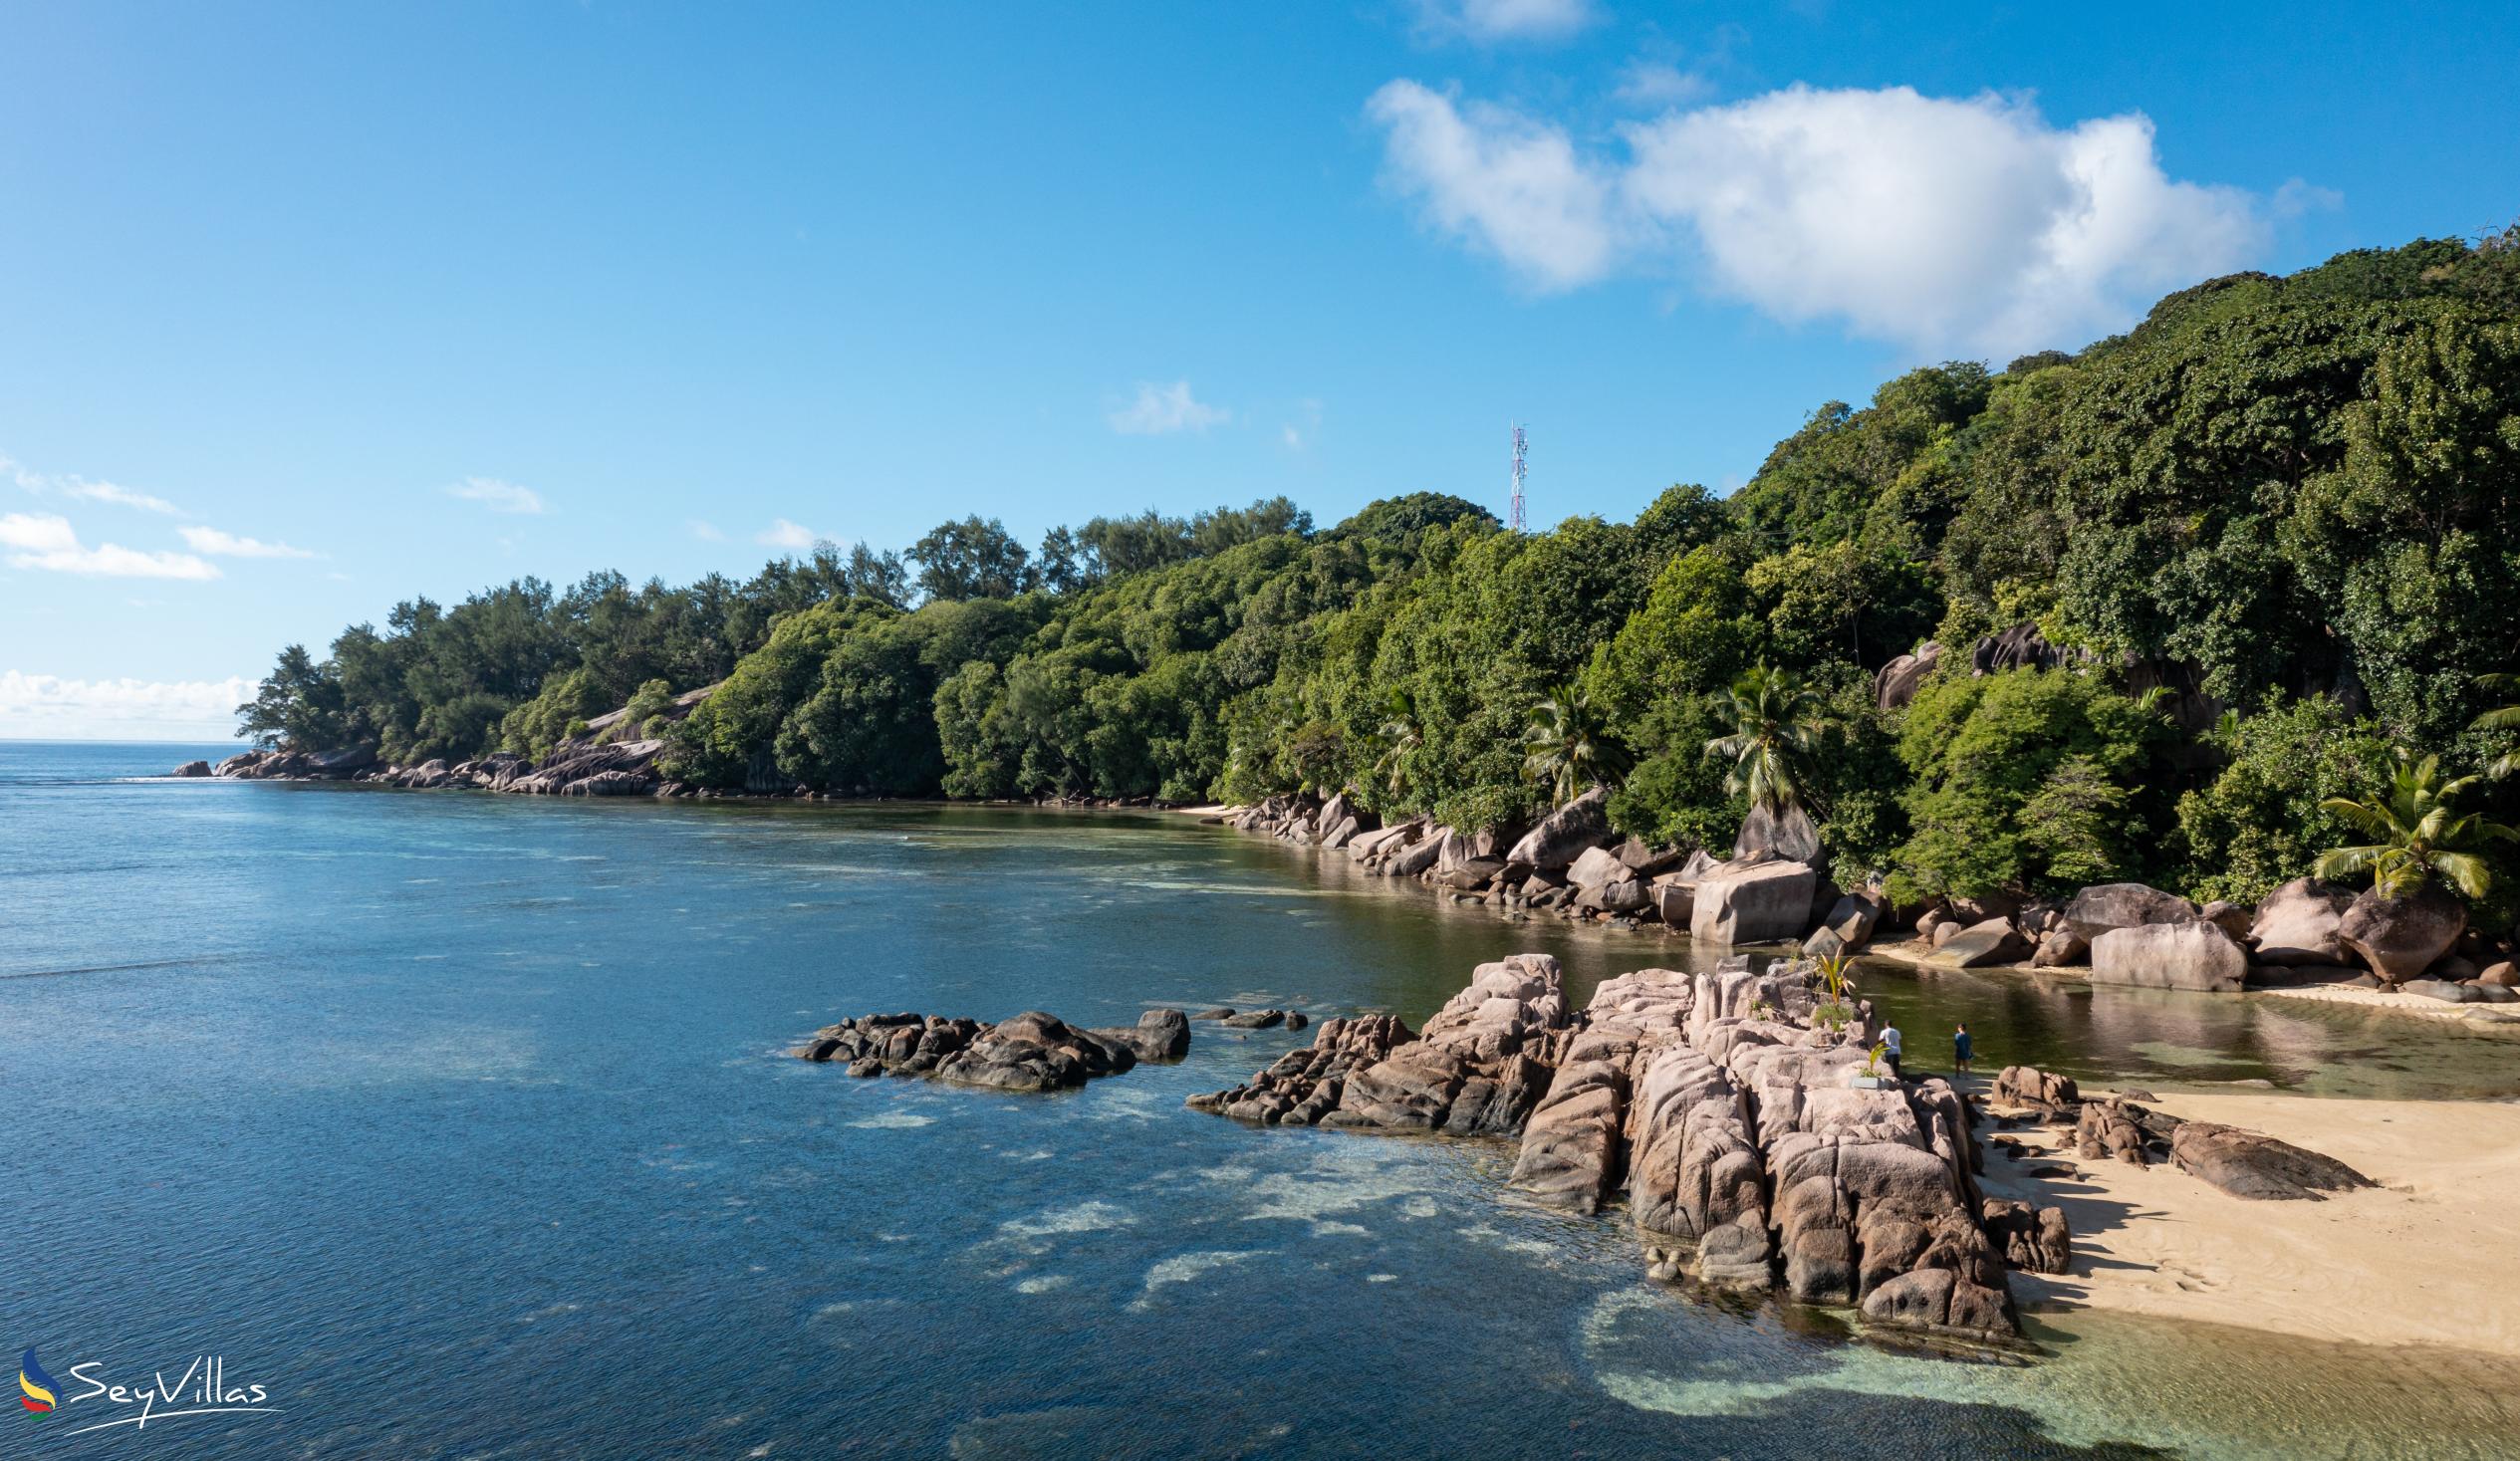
[1988,1088,2520,1359]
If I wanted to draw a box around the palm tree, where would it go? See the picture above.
[1522,684,1632,804]
[2473,673,2520,779]
[1373,688,1423,800]
[2314,752,2519,898]
[1703,663,1831,815]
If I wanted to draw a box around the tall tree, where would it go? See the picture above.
[1523,684,1632,804]
[1703,663,1830,815]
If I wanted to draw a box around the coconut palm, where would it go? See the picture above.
[2314,752,2519,898]
[2473,672,2520,779]
[1522,684,1632,804]
[1373,688,1423,800]
[1703,663,1831,815]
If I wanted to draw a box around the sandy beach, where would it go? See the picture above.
[1986,1089,2520,1358]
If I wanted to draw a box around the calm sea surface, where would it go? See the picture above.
[6,739,2516,1459]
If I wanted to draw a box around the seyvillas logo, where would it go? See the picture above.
[20,1349,58,1414]
[12,1348,282,1438]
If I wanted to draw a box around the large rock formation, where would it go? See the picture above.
[1803,887,1887,959]
[2337,884,2467,983]
[1200,953,2024,1342]
[2167,1120,2376,1201]
[1190,954,1567,1136]
[2248,877,2357,964]
[1504,789,1612,872]
[796,1008,1188,1092]
[1690,858,1818,946]
[1875,642,1944,712]
[2064,883,2200,943]
[170,759,212,778]
[2089,920,2247,993]
[1731,802,1823,863]
[1930,918,2033,969]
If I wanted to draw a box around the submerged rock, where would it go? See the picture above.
[1089,1009,1192,1062]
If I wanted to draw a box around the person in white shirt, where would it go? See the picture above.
[1880,1023,1902,1078]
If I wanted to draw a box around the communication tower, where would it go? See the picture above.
[1508,423,1528,532]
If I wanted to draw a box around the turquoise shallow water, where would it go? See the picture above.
[4,740,2514,1459]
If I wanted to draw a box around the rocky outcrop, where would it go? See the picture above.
[2337,884,2468,983]
[933,1011,1140,1093]
[1931,918,2033,968]
[1323,954,1568,1135]
[1981,1198,2072,1274]
[1732,801,1823,863]
[796,1008,1186,1092]
[170,760,212,778]
[2166,1120,2376,1201]
[2089,921,2247,993]
[2075,1097,2166,1165]
[2063,883,2200,943]
[1509,968,1699,1212]
[1504,789,1611,872]
[1183,1014,1416,1126]
[214,745,379,780]
[1219,1008,1304,1030]
[1090,1009,1192,1062]
[1970,622,2081,675]
[1202,953,2018,1341]
[1875,641,1944,711]
[1690,858,1817,945]
[2031,929,2088,967]
[496,738,666,797]
[1990,1066,2080,1114]
[1803,887,1887,959]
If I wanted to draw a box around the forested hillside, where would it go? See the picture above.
[239,229,2520,917]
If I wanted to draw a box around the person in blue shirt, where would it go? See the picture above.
[1953,1023,1974,1074]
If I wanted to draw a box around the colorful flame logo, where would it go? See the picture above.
[19,1348,57,1414]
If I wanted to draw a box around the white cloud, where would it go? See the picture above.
[65,481,184,515]
[1281,398,1325,452]
[1366,81,1618,292]
[0,513,220,581]
[1368,81,2281,357]
[1613,60,1712,109]
[178,526,316,560]
[0,669,256,741]
[686,519,725,542]
[1,452,185,515]
[446,477,548,515]
[1107,380,1232,435]
[756,518,822,550]
[1413,0,1601,43]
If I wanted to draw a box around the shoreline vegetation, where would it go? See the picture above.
[216,229,2520,989]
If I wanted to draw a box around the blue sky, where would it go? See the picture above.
[3,0,2515,738]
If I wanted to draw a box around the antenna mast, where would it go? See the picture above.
[1508,422,1528,532]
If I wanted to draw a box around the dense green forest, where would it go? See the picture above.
[240,230,2520,919]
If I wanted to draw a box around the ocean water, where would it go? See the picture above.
[5,739,2515,1459]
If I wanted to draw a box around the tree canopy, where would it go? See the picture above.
[237,228,2520,924]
